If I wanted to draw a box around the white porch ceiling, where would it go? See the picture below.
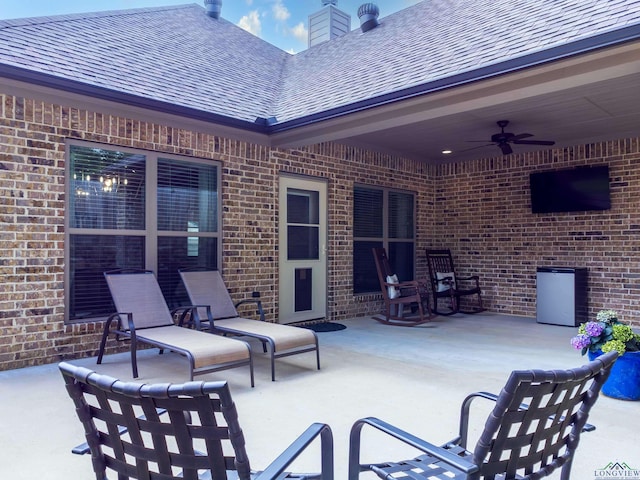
[270,42,640,164]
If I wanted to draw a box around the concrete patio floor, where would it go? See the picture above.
[1,313,638,479]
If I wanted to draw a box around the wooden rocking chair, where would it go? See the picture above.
[426,249,485,315]
[372,247,433,326]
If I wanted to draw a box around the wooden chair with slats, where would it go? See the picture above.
[372,247,433,326]
[425,249,484,315]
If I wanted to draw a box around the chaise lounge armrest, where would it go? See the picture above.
[173,304,213,329]
[234,292,266,321]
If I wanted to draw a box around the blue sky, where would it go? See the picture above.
[0,0,421,53]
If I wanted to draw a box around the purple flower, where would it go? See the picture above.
[571,334,591,350]
[584,322,604,337]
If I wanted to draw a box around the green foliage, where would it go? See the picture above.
[571,310,640,356]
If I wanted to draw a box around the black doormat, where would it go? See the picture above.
[302,322,347,332]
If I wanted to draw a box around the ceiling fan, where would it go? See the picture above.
[469,120,555,155]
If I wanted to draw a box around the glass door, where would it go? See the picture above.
[278,175,327,323]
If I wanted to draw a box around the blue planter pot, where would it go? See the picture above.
[588,350,640,401]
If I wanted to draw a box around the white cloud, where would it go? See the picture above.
[290,22,307,44]
[238,10,261,36]
[272,0,290,22]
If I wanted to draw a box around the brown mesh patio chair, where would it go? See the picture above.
[179,269,320,381]
[425,249,484,315]
[60,362,334,480]
[348,351,617,480]
[372,247,433,326]
[97,269,254,386]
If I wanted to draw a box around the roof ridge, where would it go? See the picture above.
[0,3,199,30]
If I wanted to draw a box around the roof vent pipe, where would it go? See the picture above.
[204,0,222,19]
[358,3,379,32]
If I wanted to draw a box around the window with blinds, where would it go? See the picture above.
[353,185,416,294]
[66,143,220,321]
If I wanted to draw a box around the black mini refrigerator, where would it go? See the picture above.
[536,267,588,326]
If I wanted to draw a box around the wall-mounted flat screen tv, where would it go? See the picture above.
[529,165,610,213]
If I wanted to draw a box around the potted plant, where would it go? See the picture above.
[571,309,640,400]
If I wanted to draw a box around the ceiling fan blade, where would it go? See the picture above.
[512,139,555,146]
[511,133,533,141]
[499,143,513,155]
[457,143,495,153]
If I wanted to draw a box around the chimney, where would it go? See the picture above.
[358,3,379,32]
[204,0,222,19]
[308,1,351,48]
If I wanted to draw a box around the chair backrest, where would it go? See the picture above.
[372,248,394,297]
[425,249,455,291]
[104,269,174,330]
[59,361,252,480]
[179,270,239,320]
[470,351,618,479]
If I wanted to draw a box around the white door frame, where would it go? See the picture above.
[278,174,327,323]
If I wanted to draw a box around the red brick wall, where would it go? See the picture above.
[0,93,430,370]
[429,140,640,323]
[1,91,638,371]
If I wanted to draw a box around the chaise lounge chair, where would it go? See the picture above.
[60,362,334,480]
[179,269,320,381]
[97,269,254,386]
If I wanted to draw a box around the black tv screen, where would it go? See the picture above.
[530,165,611,213]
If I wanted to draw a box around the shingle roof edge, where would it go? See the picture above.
[3,18,640,136]
[0,63,265,133]
[267,22,640,133]
[0,4,196,29]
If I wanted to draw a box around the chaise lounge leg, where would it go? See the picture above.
[130,334,139,378]
[97,329,108,365]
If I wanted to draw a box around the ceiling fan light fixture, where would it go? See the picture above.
[465,120,555,155]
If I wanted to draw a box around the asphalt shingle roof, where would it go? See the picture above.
[0,4,289,123]
[1,1,639,130]
[275,0,640,124]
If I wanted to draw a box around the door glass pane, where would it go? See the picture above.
[295,268,313,312]
[158,159,218,232]
[287,226,319,260]
[69,146,145,230]
[69,235,145,320]
[287,188,319,260]
[287,189,319,224]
